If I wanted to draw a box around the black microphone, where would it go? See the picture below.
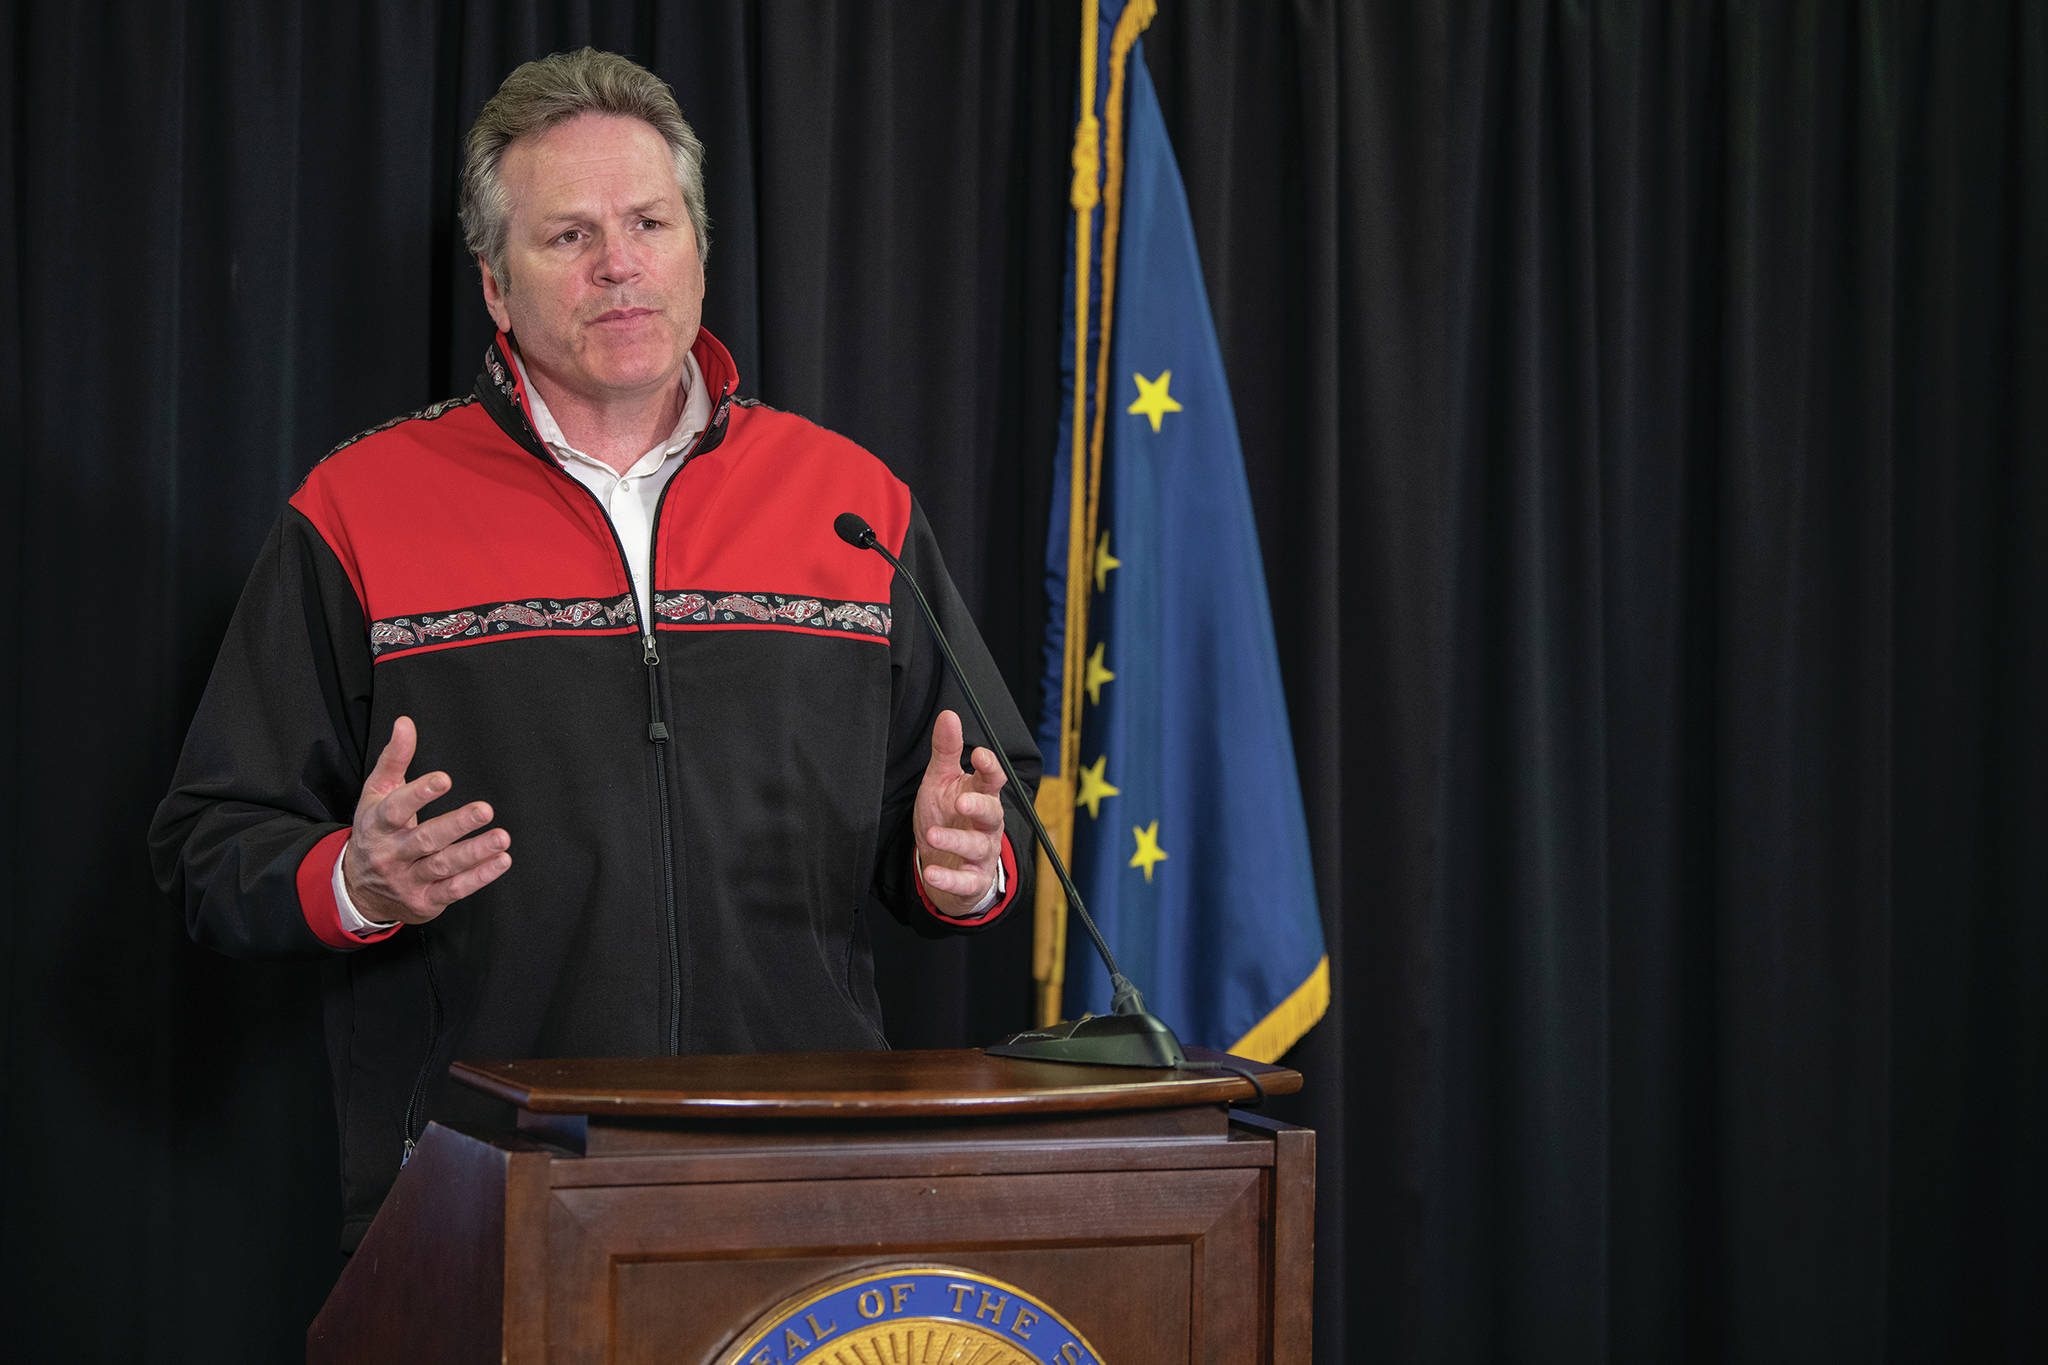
[832,511,877,551]
[835,511,1185,1068]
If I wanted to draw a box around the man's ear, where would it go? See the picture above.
[480,256,513,333]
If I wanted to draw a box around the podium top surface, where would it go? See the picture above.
[451,1047,1299,1119]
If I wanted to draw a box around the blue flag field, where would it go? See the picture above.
[1034,0,1327,1063]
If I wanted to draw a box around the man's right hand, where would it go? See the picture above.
[342,716,512,926]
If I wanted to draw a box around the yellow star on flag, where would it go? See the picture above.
[1127,369,1183,433]
[1074,754,1120,820]
[1129,820,1169,882]
[1093,531,1120,592]
[1084,640,1116,705]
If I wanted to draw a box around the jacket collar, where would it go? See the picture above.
[476,326,739,467]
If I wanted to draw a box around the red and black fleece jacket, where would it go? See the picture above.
[150,328,1036,1248]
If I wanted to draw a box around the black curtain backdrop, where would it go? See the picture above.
[4,3,2042,1361]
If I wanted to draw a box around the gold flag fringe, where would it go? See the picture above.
[1228,957,1330,1065]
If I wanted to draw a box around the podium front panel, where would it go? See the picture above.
[549,1168,1261,1361]
[310,1052,1311,1363]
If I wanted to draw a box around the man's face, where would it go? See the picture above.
[481,113,704,411]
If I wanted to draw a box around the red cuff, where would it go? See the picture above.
[298,828,400,950]
[915,833,1020,926]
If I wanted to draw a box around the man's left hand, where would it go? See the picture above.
[913,709,1008,918]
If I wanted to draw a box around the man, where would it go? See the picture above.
[150,49,1036,1252]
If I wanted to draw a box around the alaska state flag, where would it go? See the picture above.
[1035,0,1327,1063]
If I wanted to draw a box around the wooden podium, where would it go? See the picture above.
[308,1048,1312,1363]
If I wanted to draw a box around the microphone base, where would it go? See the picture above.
[985,1012,1188,1068]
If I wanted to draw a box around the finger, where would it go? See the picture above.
[405,800,497,856]
[923,823,998,864]
[927,709,965,773]
[965,747,1008,794]
[428,850,513,908]
[418,827,510,881]
[951,789,1006,832]
[364,716,418,796]
[370,770,454,831]
[921,859,991,898]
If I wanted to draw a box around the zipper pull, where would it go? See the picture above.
[644,634,670,743]
[401,1137,415,1168]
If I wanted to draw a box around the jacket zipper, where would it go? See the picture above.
[497,377,732,1057]
[642,385,729,1053]
[400,926,444,1166]
[644,626,681,1052]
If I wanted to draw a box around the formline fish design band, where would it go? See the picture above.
[369,590,889,658]
[651,590,889,638]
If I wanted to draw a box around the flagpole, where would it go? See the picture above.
[1033,0,1101,1027]
[1033,0,1163,1028]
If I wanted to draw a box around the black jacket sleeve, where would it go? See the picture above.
[148,508,376,958]
[871,498,1041,935]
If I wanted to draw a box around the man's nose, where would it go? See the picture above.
[593,230,641,284]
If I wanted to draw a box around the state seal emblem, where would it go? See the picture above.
[715,1264,1106,1365]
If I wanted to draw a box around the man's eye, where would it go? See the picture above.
[638,218,663,230]
[555,229,585,245]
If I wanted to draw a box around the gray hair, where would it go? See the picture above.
[459,48,709,285]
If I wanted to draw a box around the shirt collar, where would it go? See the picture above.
[510,347,713,479]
